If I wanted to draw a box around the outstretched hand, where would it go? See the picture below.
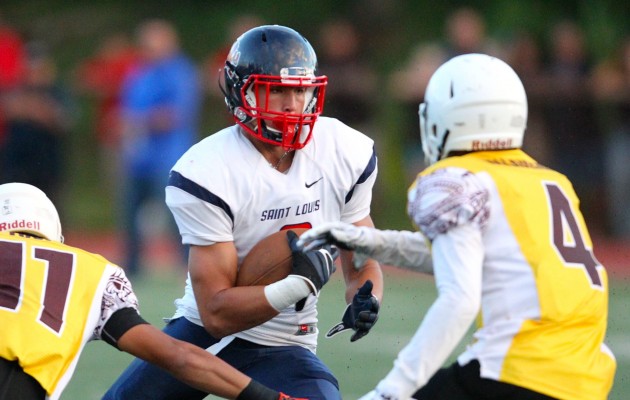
[327,280,380,342]
[297,222,376,269]
[297,221,364,252]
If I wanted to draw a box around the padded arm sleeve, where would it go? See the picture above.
[374,224,483,398]
[101,307,149,349]
[360,229,432,273]
[94,266,143,344]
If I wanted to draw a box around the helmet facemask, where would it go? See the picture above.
[238,71,327,150]
[419,102,450,165]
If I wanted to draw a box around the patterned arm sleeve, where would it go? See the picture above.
[94,267,146,347]
[407,167,490,240]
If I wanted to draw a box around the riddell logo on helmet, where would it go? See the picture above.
[0,219,41,232]
[472,138,513,151]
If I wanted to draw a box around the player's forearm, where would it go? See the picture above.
[197,286,279,338]
[169,341,251,398]
[364,230,433,273]
[386,290,476,398]
[170,341,289,400]
[117,325,274,399]
[172,345,294,400]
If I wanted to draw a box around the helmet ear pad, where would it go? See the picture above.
[419,53,527,165]
[220,25,327,150]
[221,61,250,121]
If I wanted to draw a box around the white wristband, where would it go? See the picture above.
[264,275,312,311]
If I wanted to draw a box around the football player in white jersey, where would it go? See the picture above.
[0,182,305,400]
[298,53,616,400]
[104,25,383,400]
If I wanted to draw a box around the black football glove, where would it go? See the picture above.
[287,230,338,311]
[326,280,379,342]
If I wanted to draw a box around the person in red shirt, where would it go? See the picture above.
[74,32,139,199]
[0,15,27,145]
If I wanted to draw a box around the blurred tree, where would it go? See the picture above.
[0,0,627,231]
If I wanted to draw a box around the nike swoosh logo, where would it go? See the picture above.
[305,177,323,188]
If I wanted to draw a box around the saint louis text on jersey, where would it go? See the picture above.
[260,200,321,221]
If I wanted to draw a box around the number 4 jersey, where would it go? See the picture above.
[0,232,141,399]
[407,149,616,400]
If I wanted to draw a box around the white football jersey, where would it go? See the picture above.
[165,117,377,351]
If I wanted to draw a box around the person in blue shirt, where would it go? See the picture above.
[119,19,201,277]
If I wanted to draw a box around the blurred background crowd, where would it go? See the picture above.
[1,1,629,276]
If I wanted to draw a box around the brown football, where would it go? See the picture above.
[236,228,308,286]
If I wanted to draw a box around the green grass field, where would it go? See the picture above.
[63,269,630,399]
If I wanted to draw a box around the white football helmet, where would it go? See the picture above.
[0,182,63,242]
[419,53,528,165]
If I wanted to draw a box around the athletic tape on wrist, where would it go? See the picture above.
[264,275,312,311]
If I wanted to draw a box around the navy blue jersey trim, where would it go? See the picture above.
[345,147,377,204]
[168,170,234,222]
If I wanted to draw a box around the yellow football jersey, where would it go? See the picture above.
[0,232,128,399]
[411,149,616,400]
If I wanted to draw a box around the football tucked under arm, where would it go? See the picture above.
[236,228,308,287]
[237,229,337,312]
